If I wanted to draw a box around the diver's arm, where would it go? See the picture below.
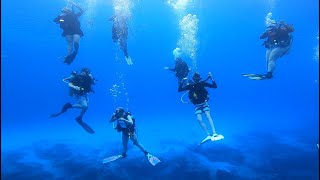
[164,66,175,71]
[68,82,82,91]
[109,114,117,123]
[53,16,61,23]
[116,116,133,125]
[260,31,269,39]
[168,67,176,72]
[284,24,294,32]
[70,2,84,16]
[203,79,217,88]
[178,83,190,92]
[279,21,294,32]
[124,115,134,125]
[62,75,74,83]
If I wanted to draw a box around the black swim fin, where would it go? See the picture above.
[64,52,77,65]
[75,116,95,134]
[50,103,72,118]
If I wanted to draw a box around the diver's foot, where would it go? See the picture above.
[146,153,152,159]
[144,151,149,156]
[75,116,83,124]
[212,133,218,137]
[265,72,273,79]
[49,113,60,118]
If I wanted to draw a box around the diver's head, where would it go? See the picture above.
[266,21,277,30]
[192,72,202,82]
[80,68,90,76]
[175,57,183,62]
[61,7,72,14]
[115,107,125,118]
[173,47,182,59]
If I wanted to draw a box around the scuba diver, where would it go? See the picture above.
[109,14,133,65]
[53,2,84,65]
[165,47,190,85]
[50,68,96,134]
[178,72,223,145]
[243,20,294,80]
[104,107,160,166]
[164,57,190,84]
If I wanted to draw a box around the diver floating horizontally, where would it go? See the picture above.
[50,68,96,134]
[54,1,84,65]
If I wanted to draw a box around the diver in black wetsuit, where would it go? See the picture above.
[164,57,190,84]
[54,2,84,65]
[50,68,96,134]
[178,72,220,143]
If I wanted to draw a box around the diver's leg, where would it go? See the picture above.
[65,35,73,56]
[204,110,217,135]
[121,39,132,65]
[266,47,288,78]
[73,34,81,53]
[120,38,129,57]
[73,96,88,121]
[265,48,272,72]
[122,133,129,157]
[50,103,72,117]
[131,133,148,155]
[196,113,210,136]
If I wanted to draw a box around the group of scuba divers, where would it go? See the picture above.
[49,2,295,166]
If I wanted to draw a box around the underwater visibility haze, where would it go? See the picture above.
[1,0,319,179]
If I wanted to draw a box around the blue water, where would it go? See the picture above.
[1,0,319,179]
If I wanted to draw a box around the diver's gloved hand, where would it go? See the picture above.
[180,78,186,84]
[74,86,84,91]
[164,66,169,70]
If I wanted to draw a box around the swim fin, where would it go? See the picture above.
[75,116,95,134]
[211,134,224,141]
[49,103,72,118]
[146,153,161,166]
[64,52,77,65]
[102,154,124,164]
[242,73,267,80]
[125,56,133,65]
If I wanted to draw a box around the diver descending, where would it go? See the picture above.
[178,72,224,145]
[50,68,96,134]
[103,107,161,166]
[243,18,294,80]
[54,1,84,65]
